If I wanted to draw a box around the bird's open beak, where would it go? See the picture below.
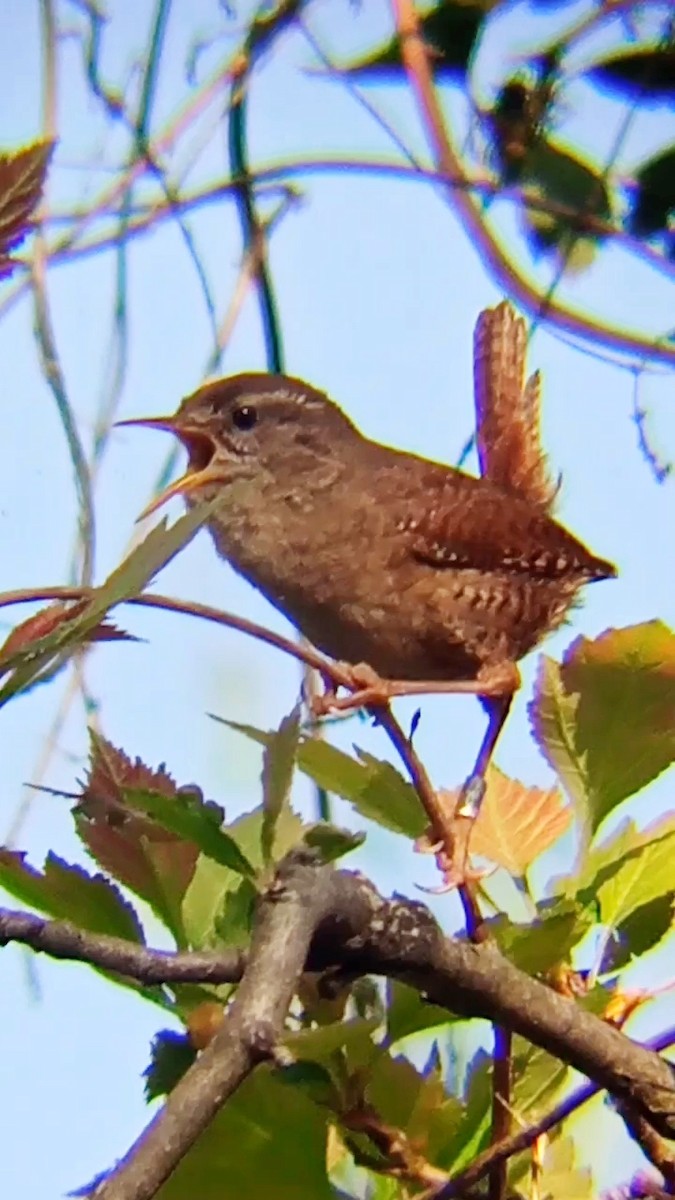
[116,416,221,519]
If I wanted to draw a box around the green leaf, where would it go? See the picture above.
[366,1051,464,1155]
[609,893,675,970]
[340,0,497,79]
[0,849,144,942]
[512,1036,570,1118]
[285,1017,381,1069]
[531,623,675,834]
[386,981,458,1045]
[302,823,365,863]
[0,505,215,705]
[218,719,424,838]
[529,655,590,832]
[0,141,53,278]
[213,880,257,949]
[510,1132,593,1199]
[181,807,304,949]
[154,1064,332,1200]
[0,850,168,1005]
[589,47,675,101]
[144,1030,197,1100]
[434,1049,491,1171]
[519,139,612,259]
[492,899,594,976]
[578,820,675,936]
[126,790,254,879]
[261,707,301,864]
[274,1061,341,1110]
[629,145,675,241]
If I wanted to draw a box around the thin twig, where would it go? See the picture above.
[488,1026,512,1200]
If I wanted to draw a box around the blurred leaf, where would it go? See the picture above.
[340,0,497,79]
[453,764,571,876]
[520,139,611,258]
[589,47,675,102]
[261,707,301,864]
[512,1035,569,1118]
[608,893,675,971]
[218,719,424,838]
[386,980,457,1045]
[0,506,214,705]
[530,655,588,822]
[285,1017,381,1070]
[434,1049,492,1171]
[151,1064,333,1199]
[531,623,675,834]
[628,145,675,246]
[213,879,257,949]
[0,849,144,941]
[492,899,593,975]
[144,1030,197,1100]
[0,140,52,278]
[275,1061,341,1109]
[578,820,675,937]
[302,823,365,863]
[509,1131,592,1198]
[366,1051,464,1158]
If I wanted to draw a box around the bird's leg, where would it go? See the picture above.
[311,659,519,716]
[430,690,513,889]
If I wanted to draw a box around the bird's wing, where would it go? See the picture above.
[399,473,614,582]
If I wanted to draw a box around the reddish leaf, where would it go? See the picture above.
[0,141,53,279]
[0,602,136,667]
[443,765,571,876]
[76,733,204,943]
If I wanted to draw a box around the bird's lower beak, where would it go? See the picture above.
[116,415,222,520]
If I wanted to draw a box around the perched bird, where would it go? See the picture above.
[120,306,615,874]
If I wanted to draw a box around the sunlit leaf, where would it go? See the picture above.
[386,980,458,1045]
[492,899,593,975]
[578,820,675,937]
[531,623,675,834]
[455,764,571,875]
[218,718,424,838]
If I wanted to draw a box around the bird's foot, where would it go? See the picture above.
[310,662,394,717]
[416,775,493,891]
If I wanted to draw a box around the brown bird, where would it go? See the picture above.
[120,309,615,841]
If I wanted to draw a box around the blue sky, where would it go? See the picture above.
[0,1,674,1196]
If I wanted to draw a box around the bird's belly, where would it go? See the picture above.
[215,516,578,682]
[271,569,577,682]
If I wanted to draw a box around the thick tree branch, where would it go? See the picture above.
[4,852,675,1200]
[90,850,372,1200]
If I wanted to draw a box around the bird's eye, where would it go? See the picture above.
[231,404,258,431]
